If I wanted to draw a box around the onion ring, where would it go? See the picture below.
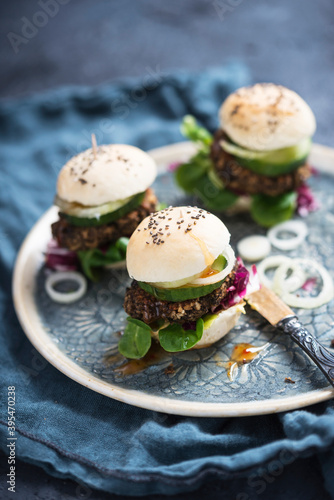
[257,255,306,293]
[274,259,334,309]
[45,271,87,304]
[267,220,308,251]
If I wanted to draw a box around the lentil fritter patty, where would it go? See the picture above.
[124,266,237,325]
[211,130,311,197]
[52,188,157,251]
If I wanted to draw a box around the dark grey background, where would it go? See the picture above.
[1,0,333,498]
[1,0,334,144]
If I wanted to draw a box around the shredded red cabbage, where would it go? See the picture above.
[45,239,79,272]
[217,257,250,310]
[296,184,319,217]
[302,277,317,292]
[181,259,260,328]
[182,321,197,331]
[168,161,182,172]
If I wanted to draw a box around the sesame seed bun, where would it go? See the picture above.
[126,206,231,283]
[219,83,316,151]
[151,302,245,348]
[57,144,157,206]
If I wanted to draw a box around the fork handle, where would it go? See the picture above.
[277,315,334,387]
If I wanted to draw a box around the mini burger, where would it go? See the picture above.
[119,206,256,359]
[49,141,157,280]
[176,83,316,227]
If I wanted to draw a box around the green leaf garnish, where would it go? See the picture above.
[156,202,168,211]
[250,192,297,228]
[118,317,152,359]
[77,237,129,281]
[181,115,213,146]
[194,174,238,211]
[175,151,211,192]
[158,319,204,352]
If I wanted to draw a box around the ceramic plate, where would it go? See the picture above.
[13,142,334,417]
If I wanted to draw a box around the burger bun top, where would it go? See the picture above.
[219,83,316,151]
[126,206,231,283]
[57,144,156,206]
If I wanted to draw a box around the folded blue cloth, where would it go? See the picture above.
[0,64,333,497]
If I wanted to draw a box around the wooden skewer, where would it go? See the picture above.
[91,133,97,160]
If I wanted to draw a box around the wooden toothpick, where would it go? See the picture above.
[91,133,97,160]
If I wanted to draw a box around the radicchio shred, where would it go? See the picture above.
[217,257,250,311]
[182,258,260,330]
[168,161,182,172]
[182,321,197,331]
[296,184,319,217]
[45,239,79,271]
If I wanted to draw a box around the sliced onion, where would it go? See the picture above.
[257,255,292,289]
[237,235,271,262]
[257,255,306,293]
[45,271,87,304]
[267,220,308,251]
[274,259,334,309]
[190,246,236,286]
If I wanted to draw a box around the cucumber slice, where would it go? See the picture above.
[221,137,311,177]
[150,272,202,290]
[55,194,134,218]
[150,254,227,289]
[211,254,227,272]
[60,192,145,227]
[138,279,225,302]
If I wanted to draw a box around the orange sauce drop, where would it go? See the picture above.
[189,233,214,267]
[200,266,220,279]
[230,343,261,364]
[225,343,268,381]
[110,341,170,376]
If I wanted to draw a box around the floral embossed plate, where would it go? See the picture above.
[13,142,334,417]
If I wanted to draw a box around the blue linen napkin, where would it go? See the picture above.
[0,64,334,497]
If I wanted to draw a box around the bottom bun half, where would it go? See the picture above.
[152,302,245,350]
